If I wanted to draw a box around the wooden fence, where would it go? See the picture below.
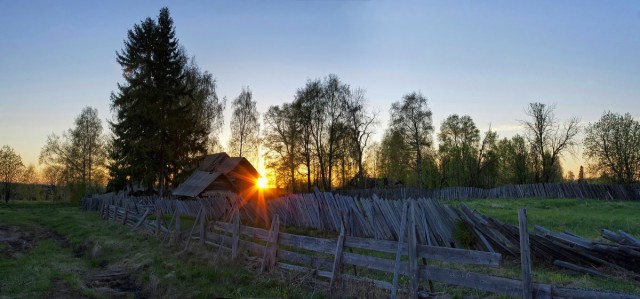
[84,188,640,276]
[98,200,640,298]
[335,183,640,201]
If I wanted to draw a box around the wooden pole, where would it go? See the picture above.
[199,209,206,245]
[261,214,278,272]
[268,215,280,272]
[180,208,203,253]
[408,200,418,299]
[155,209,162,236]
[519,208,533,299]
[231,210,240,260]
[133,209,150,230]
[175,210,181,243]
[330,224,346,291]
[122,204,129,225]
[391,200,409,299]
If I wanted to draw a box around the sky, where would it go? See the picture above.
[1,0,639,175]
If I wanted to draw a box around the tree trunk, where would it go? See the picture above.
[416,146,423,188]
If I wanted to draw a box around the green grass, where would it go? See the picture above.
[0,201,325,298]
[447,198,640,239]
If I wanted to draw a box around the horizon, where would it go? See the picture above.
[1,1,639,177]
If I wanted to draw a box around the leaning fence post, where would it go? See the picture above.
[260,214,280,272]
[231,210,240,259]
[175,210,181,242]
[155,209,162,236]
[408,200,418,299]
[199,209,206,245]
[268,215,280,271]
[122,204,129,225]
[391,200,409,299]
[519,208,533,299]
[329,224,346,291]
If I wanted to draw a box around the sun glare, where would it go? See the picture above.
[257,177,267,189]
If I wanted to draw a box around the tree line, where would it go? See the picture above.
[3,7,639,202]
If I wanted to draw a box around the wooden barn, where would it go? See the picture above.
[172,152,261,198]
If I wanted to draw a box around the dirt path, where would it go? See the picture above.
[0,223,144,298]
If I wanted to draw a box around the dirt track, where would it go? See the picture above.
[0,223,144,298]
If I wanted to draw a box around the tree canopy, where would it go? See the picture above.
[40,106,107,199]
[229,87,260,165]
[584,111,640,184]
[0,145,24,203]
[389,92,434,188]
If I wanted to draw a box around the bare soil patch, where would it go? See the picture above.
[0,223,145,298]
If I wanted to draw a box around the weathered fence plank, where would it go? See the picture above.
[519,208,533,299]
[391,201,409,299]
[329,224,346,290]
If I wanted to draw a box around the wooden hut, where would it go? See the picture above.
[173,152,261,198]
[172,171,236,198]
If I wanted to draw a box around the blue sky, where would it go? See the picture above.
[1,1,639,173]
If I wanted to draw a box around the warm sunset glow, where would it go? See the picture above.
[257,177,267,189]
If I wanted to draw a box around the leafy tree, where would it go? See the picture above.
[343,88,377,188]
[438,114,479,186]
[583,111,640,183]
[263,103,300,192]
[0,145,24,203]
[40,107,107,198]
[521,103,580,183]
[379,129,411,185]
[293,75,350,191]
[475,128,499,187]
[389,92,434,188]
[229,87,260,164]
[292,81,321,192]
[109,8,222,194]
[494,135,531,185]
[321,75,350,191]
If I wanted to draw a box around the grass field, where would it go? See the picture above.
[1,199,639,298]
[0,201,323,298]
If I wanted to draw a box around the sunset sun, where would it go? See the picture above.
[257,177,267,189]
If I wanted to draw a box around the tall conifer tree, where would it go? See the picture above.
[109,8,222,194]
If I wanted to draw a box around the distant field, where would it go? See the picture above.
[446,198,640,239]
[0,202,322,298]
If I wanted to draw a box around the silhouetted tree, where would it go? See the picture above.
[229,87,260,164]
[389,92,434,188]
[521,103,580,183]
[109,8,222,194]
[343,88,377,187]
[438,114,479,186]
[263,103,300,192]
[0,145,23,203]
[583,111,640,183]
[40,107,106,198]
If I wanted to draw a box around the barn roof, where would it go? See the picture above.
[172,171,236,198]
[199,152,230,172]
[218,157,260,180]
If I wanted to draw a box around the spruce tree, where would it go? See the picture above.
[109,8,222,195]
